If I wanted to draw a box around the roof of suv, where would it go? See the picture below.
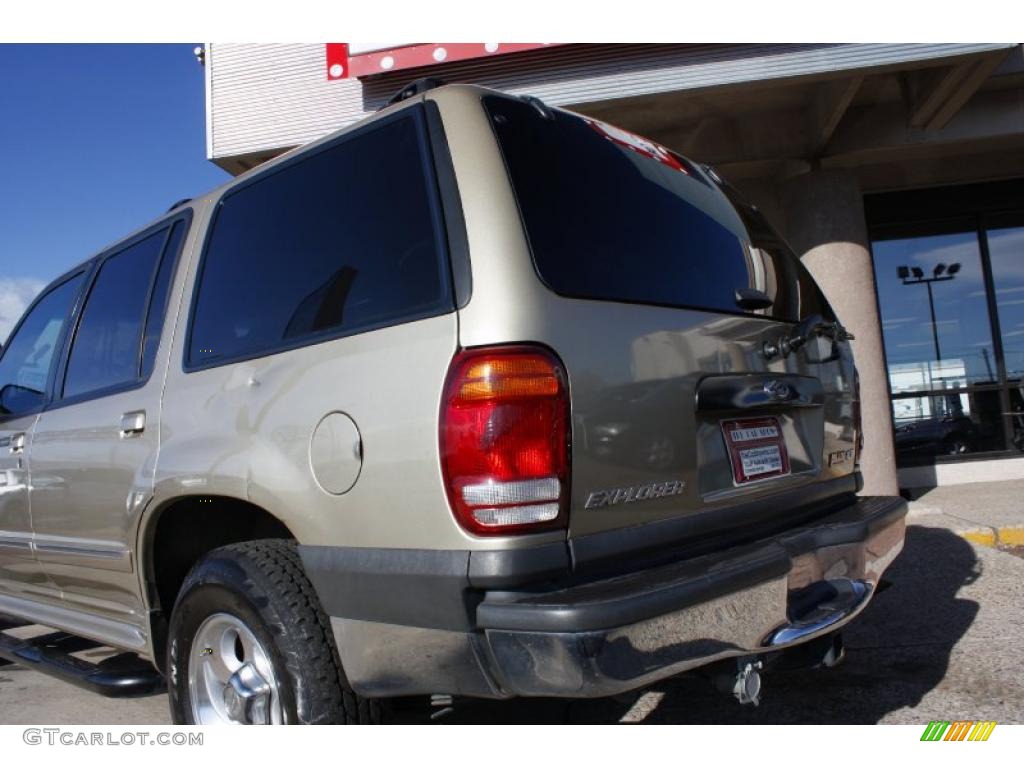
[181,82,497,208]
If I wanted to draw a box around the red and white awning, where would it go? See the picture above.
[325,43,564,80]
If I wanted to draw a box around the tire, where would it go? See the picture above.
[943,436,968,455]
[166,539,381,724]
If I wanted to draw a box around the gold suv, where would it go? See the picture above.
[0,82,906,724]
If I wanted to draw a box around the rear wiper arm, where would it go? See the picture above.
[764,314,855,360]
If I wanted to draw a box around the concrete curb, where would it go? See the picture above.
[906,502,1024,550]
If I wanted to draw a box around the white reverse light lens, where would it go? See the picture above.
[471,504,560,528]
[461,477,560,507]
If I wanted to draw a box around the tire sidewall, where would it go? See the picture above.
[167,560,300,724]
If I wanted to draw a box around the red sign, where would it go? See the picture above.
[326,43,564,80]
[325,43,350,79]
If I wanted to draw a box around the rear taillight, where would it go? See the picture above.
[440,345,569,536]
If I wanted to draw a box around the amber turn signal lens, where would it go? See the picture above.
[456,357,561,401]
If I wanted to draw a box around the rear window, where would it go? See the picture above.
[484,95,832,322]
[187,111,450,369]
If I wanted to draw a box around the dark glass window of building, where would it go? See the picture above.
[867,179,1024,464]
[987,214,1024,451]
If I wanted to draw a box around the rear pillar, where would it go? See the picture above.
[781,170,899,496]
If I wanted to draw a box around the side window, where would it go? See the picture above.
[0,274,84,416]
[188,113,449,368]
[63,229,166,399]
[141,220,188,379]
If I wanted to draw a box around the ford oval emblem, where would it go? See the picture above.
[764,380,792,401]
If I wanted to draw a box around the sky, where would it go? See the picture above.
[0,44,230,340]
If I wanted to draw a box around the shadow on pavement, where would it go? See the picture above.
[419,525,980,724]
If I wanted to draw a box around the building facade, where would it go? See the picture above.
[201,43,1024,492]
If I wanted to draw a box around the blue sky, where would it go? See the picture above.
[0,44,230,338]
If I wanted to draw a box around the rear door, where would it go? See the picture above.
[28,216,188,635]
[483,96,858,545]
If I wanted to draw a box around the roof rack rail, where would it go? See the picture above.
[167,198,191,212]
[383,77,447,109]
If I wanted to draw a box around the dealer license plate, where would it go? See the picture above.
[721,416,790,485]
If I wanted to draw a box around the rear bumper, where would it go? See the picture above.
[304,494,906,699]
[480,496,904,697]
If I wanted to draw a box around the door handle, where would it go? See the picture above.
[119,411,146,438]
[9,432,25,454]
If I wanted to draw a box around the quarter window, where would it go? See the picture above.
[188,113,449,368]
[141,220,188,379]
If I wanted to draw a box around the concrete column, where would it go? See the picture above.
[782,171,899,496]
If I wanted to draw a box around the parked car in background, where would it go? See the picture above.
[895,414,979,457]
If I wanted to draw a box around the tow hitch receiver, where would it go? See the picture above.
[714,658,763,706]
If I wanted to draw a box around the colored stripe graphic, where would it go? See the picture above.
[971,722,997,741]
[920,720,996,741]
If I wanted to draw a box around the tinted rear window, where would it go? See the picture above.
[188,112,450,368]
[485,95,831,322]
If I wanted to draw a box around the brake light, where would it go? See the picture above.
[440,346,569,536]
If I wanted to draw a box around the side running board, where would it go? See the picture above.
[0,616,165,698]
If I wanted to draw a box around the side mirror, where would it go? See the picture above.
[0,383,44,416]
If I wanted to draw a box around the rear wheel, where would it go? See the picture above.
[166,539,381,724]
